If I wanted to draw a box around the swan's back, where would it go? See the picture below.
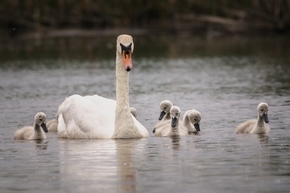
[14,127,34,140]
[236,119,256,134]
[58,94,116,138]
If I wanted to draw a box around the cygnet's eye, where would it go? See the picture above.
[39,118,42,122]
[261,109,264,112]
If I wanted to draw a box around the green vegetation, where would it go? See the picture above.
[0,0,289,34]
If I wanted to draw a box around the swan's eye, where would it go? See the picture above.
[194,119,197,121]
[261,109,264,112]
[39,118,42,122]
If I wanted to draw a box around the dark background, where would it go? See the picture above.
[1,0,290,38]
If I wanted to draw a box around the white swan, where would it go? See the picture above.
[155,106,188,137]
[47,107,136,132]
[236,102,270,134]
[183,109,201,134]
[14,112,48,140]
[57,34,149,139]
[153,100,173,133]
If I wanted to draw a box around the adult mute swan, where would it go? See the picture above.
[57,34,149,139]
[236,102,270,134]
[155,106,188,137]
[47,107,136,132]
[14,112,48,140]
[183,109,201,134]
[153,100,172,133]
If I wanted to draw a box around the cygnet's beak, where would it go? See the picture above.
[171,117,178,127]
[40,123,48,133]
[262,113,269,123]
[159,111,166,120]
[194,123,200,131]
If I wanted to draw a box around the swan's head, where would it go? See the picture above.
[158,100,173,120]
[187,109,201,131]
[257,102,269,123]
[117,34,134,72]
[130,107,137,119]
[170,106,181,128]
[34,112,48,133]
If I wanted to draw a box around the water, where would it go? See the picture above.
[0,34,290,193]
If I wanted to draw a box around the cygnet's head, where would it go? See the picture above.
[170,106,181,128]
[186,109,202,131]
[130,107,137,119]
[159,100,173,120]
[257,102,269,123]
[34,112,48,133]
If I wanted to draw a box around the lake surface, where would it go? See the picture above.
[0,33,290,193]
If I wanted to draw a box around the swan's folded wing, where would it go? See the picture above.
[57,94,116,138]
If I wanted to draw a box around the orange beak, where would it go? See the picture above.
[122,50,133,71]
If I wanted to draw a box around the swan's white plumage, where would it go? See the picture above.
[236,102,270,134]
[57,35,148,139]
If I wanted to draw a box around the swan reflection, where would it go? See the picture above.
[58,139,144,192]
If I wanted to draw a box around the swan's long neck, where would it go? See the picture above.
[113,52,142,138]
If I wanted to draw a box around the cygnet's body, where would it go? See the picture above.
[183,109,201,134]
[14,112,48,140]
[236,102,270,134]
[153,100,173,133]
[155,106,188,137]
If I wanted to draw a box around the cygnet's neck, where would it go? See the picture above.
[32,124,46,139]
[164,112,171,120]
[253,113,267,133]
[183,115,195,132]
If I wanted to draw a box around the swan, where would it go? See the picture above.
[183,109,201,134]
[14,112,48,140]
[154,106,188,137]
[236,102,270,134]
[152,100,173,133]
[47,107,136,132]
[130,107,137,119]
[56,34,149,139]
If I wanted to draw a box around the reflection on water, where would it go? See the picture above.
[0,35,289,192]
